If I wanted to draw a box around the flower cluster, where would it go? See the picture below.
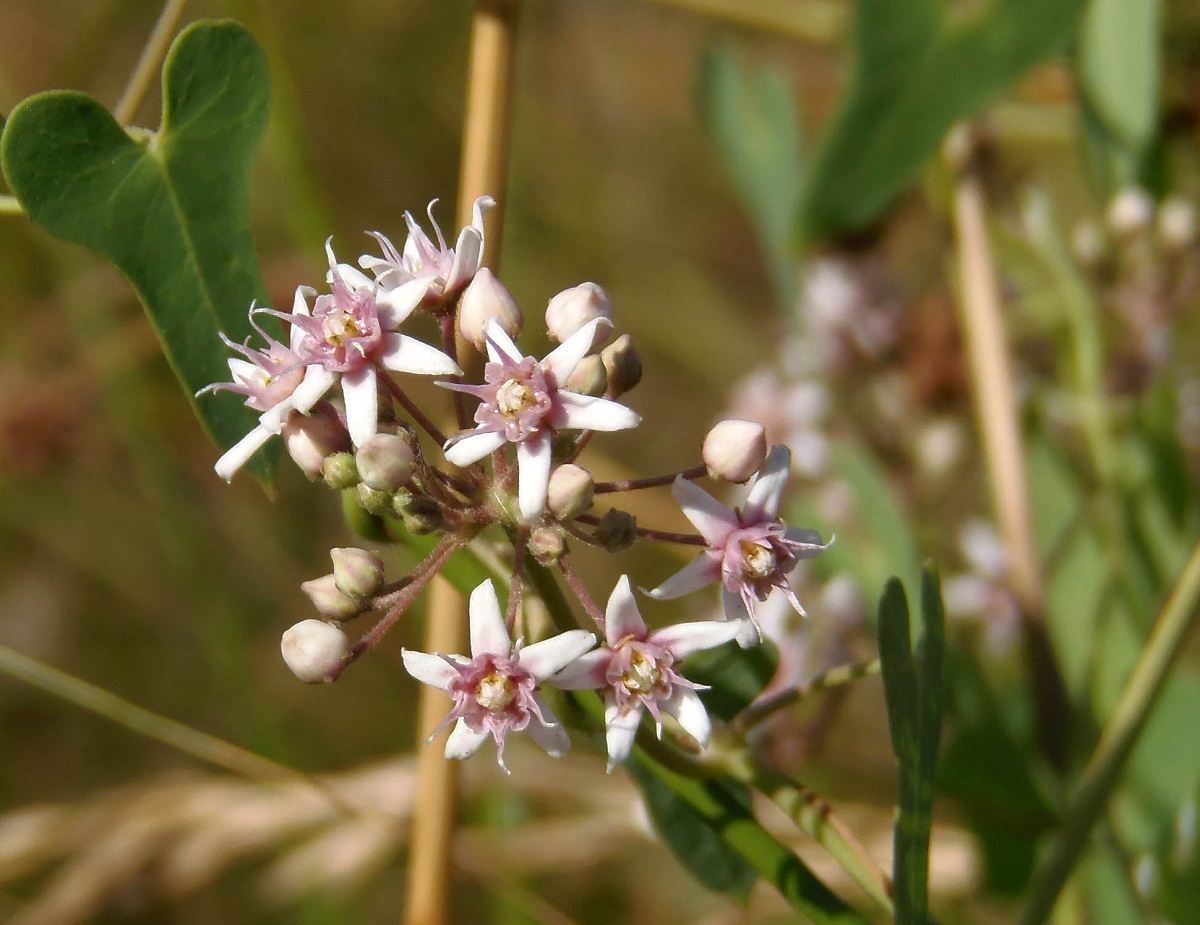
[205,197,829,772]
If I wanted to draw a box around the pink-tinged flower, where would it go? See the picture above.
[439,319,641,521]
[552,576,743,769]
[401,580,595,772]
[359,196,495,307]
[647,445,830,642]
[200,303,312,481]
[273,242,462,446]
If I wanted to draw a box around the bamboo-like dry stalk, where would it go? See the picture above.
[403,4,520,925]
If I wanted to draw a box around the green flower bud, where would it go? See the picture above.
[403,497,446,535]
[565,354,608,397]
[529,525,567,565]
[323,452,359,490]
[356,482,393,517]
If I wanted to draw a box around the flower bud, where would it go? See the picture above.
[458,268,523,352]
[529,525,567,565]
[323,452,359,490]
[356,482,393,517]
[283,414,350,480]
[301,573,363,620]
[703,419,768,483]
[330,547,385,599]
[1070,221,1106,267]
[545,282,613,347]
[1158,197,1197,251]
[355,433,415,491]
[593,508,637,552]
[565,354,607,396]
[281,619,349,683]
[1107,187,1154,238]
[547,464,594,520]
[601,334,642,396]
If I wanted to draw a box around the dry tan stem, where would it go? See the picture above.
[403,4,520,925]
[114,0,190,126]
[951,141,1070,771]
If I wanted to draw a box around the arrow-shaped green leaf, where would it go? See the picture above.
[1,20,274,479]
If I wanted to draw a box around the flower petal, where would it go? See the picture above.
[341,366,378,446]
[214,424,275,481]
[444,429,508,467]
[663,688,712,747]
[541,317,610,383]
[333,262,373,291]
[528,695,571,758]
[380,332,462,376]
[291,365,337,414]
[671,477,739,547]
[483,320,524,364]
[546,649,610,689]
[721,584,751,623]
[469,579,511,657]
[650,620,742,658]
[605,575,647,643]
[401,649,457,690]
[786,527,832,557]
[551,392,641,432]
[743,444,792,523]
[519,629,595,681]
[375,277,432,328]
[644,554,721,601]
[517,431,553,520]
[444,719,489,760]
[604,699,643,770]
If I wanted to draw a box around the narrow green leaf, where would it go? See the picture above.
[878,578,918,758]
[0,20,273,478]
[628,755,870,924]
[626,760,759,901]
[683,638,779,722]
[1077,0,1160,153]
[698,42,805,302]
[800,0,1085,242]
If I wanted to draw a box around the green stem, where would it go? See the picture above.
[735,658,881,732]
[1021,535,1200,925]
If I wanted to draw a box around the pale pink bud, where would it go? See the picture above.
[301,573,363,620]
[330,547,385,599]
[281,619,349,683]
[1158,197,1197,250]
[529,525,567,565]
[458,268,523,352]
[283,415,350,480]
[355,433,415,491]
[703,419,768,483]
[601,334,642,396]
[1108,188,1154,238]
[565,354,607,396]
[547,464,594,520]
[545,282,613,347]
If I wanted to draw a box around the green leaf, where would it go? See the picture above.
[626,761,759,902]
[799,0,1086,242]
[627,756,870,924]
[683,638,779,722]
[1077,0,1160,154]
[698,42,804,303]
[877,569,946,925]
[0,20,273,479]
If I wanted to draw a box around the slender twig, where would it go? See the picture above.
[562,520,602,548]
[337,533,466,673]
[592,464,706,494]
[405,4,520,925]
[556,554,606,630]
[950,132,1070,773]
[631,0,844,42]
[114,0,189,126]
[507,525,528,634]
[439,312,471,431]
[1020,535,1200,925]
[735,658,881,733]
[384,375,448,446]
[575,513,706,547]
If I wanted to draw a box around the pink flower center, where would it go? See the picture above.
[607,640,677,713]
[295,283,384,373]
[475,356,555,441]
[740,541,778,579]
